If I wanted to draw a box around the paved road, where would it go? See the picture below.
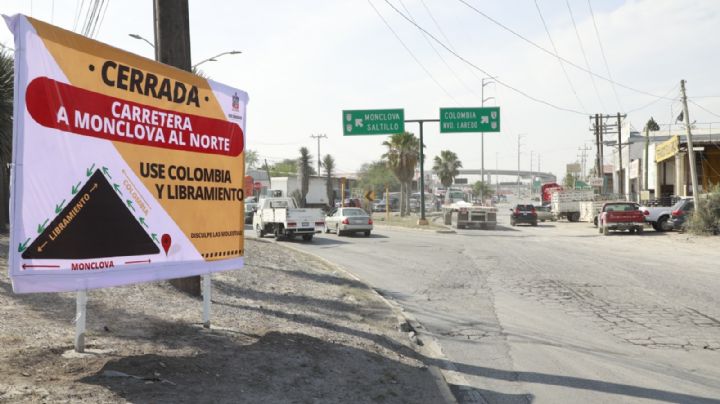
[248,209,720,403]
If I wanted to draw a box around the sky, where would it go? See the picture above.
[2,0,720,181]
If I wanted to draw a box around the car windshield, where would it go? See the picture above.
[516,205,534,211]
[604,203,637,212]
[343,208,366,216]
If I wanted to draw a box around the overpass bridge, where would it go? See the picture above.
[458,169,556,183]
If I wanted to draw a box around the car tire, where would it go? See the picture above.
[629,228,636,234]
[603,225,609,236]
[637,226,644,234]
[302,234,313,241]
[364,231,371,237]
[256,226,265,238]
[532,222,538,226]
[324,224,330,234]
[657,216,672,232]
[541,219,545,222]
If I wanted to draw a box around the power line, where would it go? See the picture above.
[417,0,495,98]
[382,0,586,115]
[689,99,720,120]
[586,0,623,111]
[566,0,605,111]
[455,0,674,102]
[534,0,587,113]
[396,0,480,99]
[73,0,85,32]
[625,84,678,114]
[90,0,110,38]
[368,0,459,105]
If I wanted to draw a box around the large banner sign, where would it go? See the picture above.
[5,15,248,293]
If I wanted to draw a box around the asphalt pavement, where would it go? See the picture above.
[247,207,720,403]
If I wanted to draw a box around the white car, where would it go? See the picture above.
[324,207,373,237]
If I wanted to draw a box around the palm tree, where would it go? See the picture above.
[0,50,13,230]
[432,150,462,202]
[322,154,335,208]
[297,147,312,207]
[382,132,420,216]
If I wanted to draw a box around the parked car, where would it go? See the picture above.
[640,199,687,231]
[598,202,645,235]
[244,202,257,224]
[373,198,399,212]
[669,198,694,231]
[510,204,538,226]
[324,207,373,236]
[534,205,555,222]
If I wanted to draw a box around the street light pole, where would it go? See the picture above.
[129,33,241,70]
[481,77,496,203]
[192,50,242,70]
[310,134,327,174]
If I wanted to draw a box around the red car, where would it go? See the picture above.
[598,202,645,235]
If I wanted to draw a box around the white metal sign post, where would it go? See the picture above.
[202,274,212,328]
[74,291,87,353]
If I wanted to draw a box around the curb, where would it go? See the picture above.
[248,237,459,404]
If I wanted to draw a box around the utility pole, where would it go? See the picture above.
[680,80,700,207]
[517,134,524,198]
[155,0,200,297]
[310,134,327,174]
[530,151,534,195]
[617,113,624,197]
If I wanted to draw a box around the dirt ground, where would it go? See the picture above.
[0,234,448,403]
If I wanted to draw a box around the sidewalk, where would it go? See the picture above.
[0,236,449,403]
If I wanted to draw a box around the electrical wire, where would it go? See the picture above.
[689,99,720,120]
[566,0,605,112]
[417,0,495,99]
[382,0,586,115]
[368,0,459,105]
[586,0,623,111]
[396,0,480,99]
[455,0,674,102]
[625,84,679,114]
[90,0,110,38]
[534,0,587,113]
[73,0,85,32]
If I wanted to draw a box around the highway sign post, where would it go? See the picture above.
[343,109,404,135]
[439,107,500,133]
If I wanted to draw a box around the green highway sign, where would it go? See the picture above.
[440,107,500,133]
[343,109,405,136]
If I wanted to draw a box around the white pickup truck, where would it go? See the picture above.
[640,199,687,232]
[442,201,497,230]
[253,197,324,241]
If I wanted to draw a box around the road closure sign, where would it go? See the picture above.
[440,107,500,133]
[342,109,404,135]
[5,15,248,293]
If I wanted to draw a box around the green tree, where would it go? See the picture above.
[382,132,420,216]
[357,160,401,197]
[297,147,313,207]
[433,150,462,202]
[322,154,336,207]
[245,149,259,172]
[472,181,493,200]
[269,158,316,177]
[0,50,12,229]
[563,172,576,189]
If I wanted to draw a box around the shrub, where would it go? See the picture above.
[688,185,720,235]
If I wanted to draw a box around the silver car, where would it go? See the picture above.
[535,205,555,222]
[324,207,373,237]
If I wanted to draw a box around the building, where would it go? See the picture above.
[609,127,720,202]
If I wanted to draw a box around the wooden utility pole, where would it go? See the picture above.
[680,80,700,207]
[154,0,192,70]
[155,0,200,296]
